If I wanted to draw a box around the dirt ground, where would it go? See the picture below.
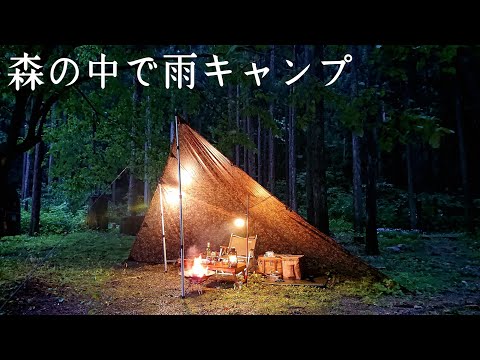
[4,261,480,316]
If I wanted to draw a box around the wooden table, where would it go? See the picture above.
[206,262,246,282]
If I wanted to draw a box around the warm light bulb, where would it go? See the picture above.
[164,188,184,204]
[180,168,193,186]
[234,218,245,228]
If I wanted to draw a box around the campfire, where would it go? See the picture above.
[183,255,215,284]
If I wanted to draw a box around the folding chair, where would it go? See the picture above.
[219,233,257,268]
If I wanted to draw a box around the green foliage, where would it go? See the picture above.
[372,278,403,296]
[417,192,467,231]
[329,218,353,232]
[295,172,307,218]
[375,184,471,231]
[376,182,410,229]
[327,187,353,222]
[108,202,129,226]
[21,202,87,235]
[325,181,474,232]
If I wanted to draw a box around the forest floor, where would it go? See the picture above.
[1,229,479,315]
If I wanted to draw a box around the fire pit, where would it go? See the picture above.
[181,256,216,293]
[184,269,216,284]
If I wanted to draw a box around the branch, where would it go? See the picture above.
[73,85,109,119]
[14,89,65,154]
[37,91,61,136]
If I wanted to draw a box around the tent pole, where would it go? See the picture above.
[176,115,185,298]
[245,194,249,284]
[159,184,167,273]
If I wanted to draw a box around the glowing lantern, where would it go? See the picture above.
[234,218,245,228]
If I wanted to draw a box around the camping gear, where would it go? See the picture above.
[129,119,384,280]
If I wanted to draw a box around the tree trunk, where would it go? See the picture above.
[455,90,473,231]
[257,116,262,185]
[268,45,276,193]
[305,46,314,224]
[21,152,27,198]
[352,133,363,242]
[365,117,379,255]
[403,55,418,231]
[455,50,474,233]
[285,103,290,204]
[313,45,329,234]
[288,85,297,211]
[406,142,418,229]
[0,90,28,193]
[47,104,56,188]
[243,99,248,174]
[29,141,45,236]
[247,114,256,178]
[349,45,364,242]
[306,128,314,223]
[128,169,137,216]
[128,76,142,216]
[47,151,53,187]
[144,96,152,207]
[20,98,34,210]
[21,151,31,209]
[235,84,240,166]
[267,128,275,192]
[262,127,268,188]
[228,84,235,160]
[315,112,329,234]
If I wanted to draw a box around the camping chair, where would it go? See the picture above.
[219,233,257,267]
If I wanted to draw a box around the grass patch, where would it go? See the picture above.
[0,230,135,305]
[336,230,480,295]
[183,278,340,315]
[2,229,479,315]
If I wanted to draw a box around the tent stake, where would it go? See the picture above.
[176,115,185,298]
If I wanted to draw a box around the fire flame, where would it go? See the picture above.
[191,255,208,277]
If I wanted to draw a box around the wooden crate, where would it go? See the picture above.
[257,256,283,275]
[279,255,304,280]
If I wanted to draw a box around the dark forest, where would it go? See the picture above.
[1,45,479,315]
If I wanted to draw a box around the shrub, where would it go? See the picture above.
[21,202,87,235]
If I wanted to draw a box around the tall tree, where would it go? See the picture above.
[405,55,418,229]
[365,113,379,255]
[455,47,474,233]
[364,46,379,255]
[287,45,297,211]
[29,141,45,235]
[21,150,31,210]
[128,76,143,216]
[247,112,256,178]
[144,95,152,207]
[349,45,364,242]
[406,142,417,229]
[267,45,276,192]
[243,93,249,174]
[235,84,240,166]
[306,45,329,234]
[257,115,263,185]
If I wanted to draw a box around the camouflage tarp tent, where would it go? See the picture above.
[129,120,383,280]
